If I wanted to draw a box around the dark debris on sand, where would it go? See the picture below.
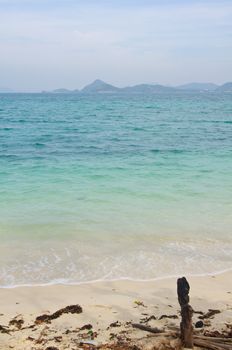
[35,304,83,324]
[2,277,232,350]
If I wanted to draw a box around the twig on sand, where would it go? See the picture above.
[131,323,164,334]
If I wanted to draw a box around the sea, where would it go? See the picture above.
[0,92,231,287]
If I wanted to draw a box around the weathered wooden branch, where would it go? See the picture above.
[132,322,231,350]
[131,323,164,334]
[194,335,232,344]
[193,338,232,350]
[177,277,193,349]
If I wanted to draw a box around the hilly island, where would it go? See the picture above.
[42,79,232,94]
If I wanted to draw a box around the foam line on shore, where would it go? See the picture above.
[1,266,232,289]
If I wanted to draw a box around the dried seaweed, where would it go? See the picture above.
[159,314,178,320]
[35,304,82,324]
[0,324,10,334]
[9,316,24,329]
[199,309,221,320]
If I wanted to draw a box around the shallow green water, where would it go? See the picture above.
[0,92,231,286]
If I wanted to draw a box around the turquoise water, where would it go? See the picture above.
[0,92,232,286]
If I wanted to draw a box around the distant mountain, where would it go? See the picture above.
[41,81,232,95]
[177,82,218,91]
[52,88,73,93]
[81,80,177,94]
[81,79,119,93]
[216,82,232,92]
[122,84,176,94]
[42,88,79,94]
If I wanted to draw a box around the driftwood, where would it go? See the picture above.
[132,276,232,350]
[131,323,232,350]
[121,276,232,350]
[124,276,232,350]
[193,338,232,350]
[194,335,232,344]
[3,277,230,350]
[132,323,232,350]
[177,277,193,349]
[131,323,164,334]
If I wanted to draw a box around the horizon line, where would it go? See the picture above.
[1,80,232,93]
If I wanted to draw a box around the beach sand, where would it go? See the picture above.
[0,271,231,349]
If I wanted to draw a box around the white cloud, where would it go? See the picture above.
[0,1,231,90]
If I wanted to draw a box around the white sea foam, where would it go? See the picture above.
[0,237,231,288]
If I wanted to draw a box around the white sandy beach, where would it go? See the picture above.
[0,271,231,349]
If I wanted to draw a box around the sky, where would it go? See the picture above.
[0,0,231,91]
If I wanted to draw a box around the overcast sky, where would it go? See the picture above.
[0,0,231,91]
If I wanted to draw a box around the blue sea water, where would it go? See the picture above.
[0,92,232,286]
